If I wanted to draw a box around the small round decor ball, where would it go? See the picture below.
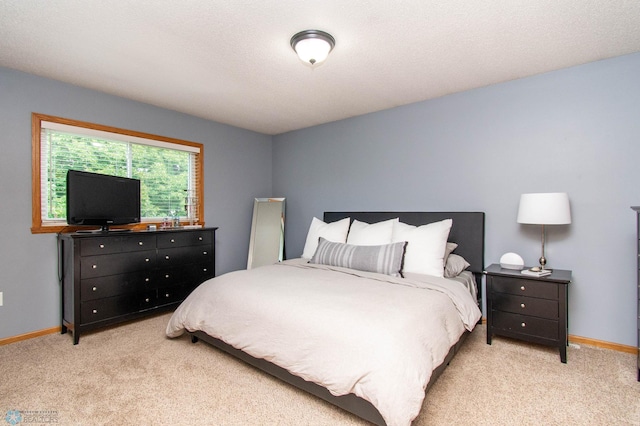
[500,252,524,270]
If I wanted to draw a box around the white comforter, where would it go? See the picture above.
[166,259,481,426]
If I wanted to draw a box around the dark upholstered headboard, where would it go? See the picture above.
[323,211,485,276]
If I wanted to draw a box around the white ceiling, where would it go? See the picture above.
[2,1,640,135]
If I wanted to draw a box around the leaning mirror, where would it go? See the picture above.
[247,198,285,269]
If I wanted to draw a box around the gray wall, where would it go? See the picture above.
[3,52,639,348]
[273,52,640,347]
[0,67,272,340]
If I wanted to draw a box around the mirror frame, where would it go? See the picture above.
[247,198,286,269]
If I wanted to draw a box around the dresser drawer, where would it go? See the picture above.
[156,284,192,306]
[154,262,214,288]
[81,295,140,323]
[493,293,559,319]
[492,310,559,340]
[491,276,558,300]
[80,237,121,256]
[119,234,157,252]
[157,245,213,268]
[81,250,156,278]
[157,231,212,248]
[81,271,153,301]
[80,234,156,256]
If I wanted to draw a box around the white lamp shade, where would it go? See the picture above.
[294,37,332,65]
[517,193,572,225]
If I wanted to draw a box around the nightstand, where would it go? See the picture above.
[485,263,572,363]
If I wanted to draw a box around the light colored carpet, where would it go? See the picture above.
[1,313,638,425]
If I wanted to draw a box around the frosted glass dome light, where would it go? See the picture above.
[290,30,335,66]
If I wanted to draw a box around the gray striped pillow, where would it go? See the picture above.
[309,237,407,277]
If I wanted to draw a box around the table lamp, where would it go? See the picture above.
[517,192,571,271]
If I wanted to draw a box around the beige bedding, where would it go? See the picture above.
[166,259,481,426]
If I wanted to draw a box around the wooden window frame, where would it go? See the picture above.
[31,113,205,234]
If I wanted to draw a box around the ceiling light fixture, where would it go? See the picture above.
[290,30,335,66]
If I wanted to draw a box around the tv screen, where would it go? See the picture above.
[66,170,141,231]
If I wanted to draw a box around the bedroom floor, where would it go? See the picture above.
[1,312,638,425]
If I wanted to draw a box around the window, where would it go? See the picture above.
[31,113,204,233]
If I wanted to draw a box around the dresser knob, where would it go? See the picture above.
[203,251,208,255]
[92,264,97,269]
[165,274,170,278]
[165,293,170,298]
[170,239,175,243]
[521,322,526,328]
[138,241,143,246]
[99,244,105,249]
[145,298,150,303]
[165,255,170,260]
[198,237,203,241]
[92,309,98,314]
[145,277,150,282]
[145,258,150,262]
[520,303,525,308]
[203,268,208,272]
[520,285,526,291]
[92,287,97,291]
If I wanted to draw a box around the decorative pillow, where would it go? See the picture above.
[309,237,407,277]
[301,217,350,259]
[346,218,398,246]
[444,242,458,261]
[444,254,471,278]
[391,219,453,277]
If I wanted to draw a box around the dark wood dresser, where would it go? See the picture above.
[58,227,217,344]
[631,207,640,380]
[485,263,571,363]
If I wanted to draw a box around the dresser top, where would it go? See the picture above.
[60,226,218,238]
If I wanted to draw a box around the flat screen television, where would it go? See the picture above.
[66,170,141,232]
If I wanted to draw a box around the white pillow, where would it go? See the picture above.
[346,218,398,246]
[302,217,350,259]
[391,219,453,277]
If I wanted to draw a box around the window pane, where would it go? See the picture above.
[42,127,197,223]
[131,144,191,219]
[46,130,129,221]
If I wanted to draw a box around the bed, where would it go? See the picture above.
[166,211,485,426]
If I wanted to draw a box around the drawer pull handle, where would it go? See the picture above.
[520,285,525,291]
[165,274,170,278]
[521,322,526,328]
[203,251,208,255]
[99,244,105,249]
[165,293,170,298]
[92,309,98,314]
[203,268,208,272]
[170,239,175,243]
[145,278,150,282]
[92,264,97,269]
[138,241,143,246]
[145,298,150,303]
[198,237,203,241]
[520,303,525,308]
[165,255,170,260]
[145,258,150,262]
[92,286,97,291]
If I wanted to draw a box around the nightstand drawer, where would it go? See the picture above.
[493,311,559,340]
[491,276,558,299]
[493,294,559,319]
